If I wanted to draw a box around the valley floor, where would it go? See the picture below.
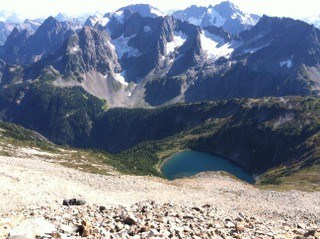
[0,155,319,238]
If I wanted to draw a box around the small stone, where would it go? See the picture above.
[297,223,306,229]
[99,206,106,212]
[155,217,164,223]
[183,215,194,220]
[116,222,124,231]
[236,223,245,232]
[139,226,150,233]
[124,215,137,225]
[51,232,62,239]
[225,221,235,228]
[304,229,316,237]
[81,220,92,237]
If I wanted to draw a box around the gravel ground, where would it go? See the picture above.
[0,155,319,238]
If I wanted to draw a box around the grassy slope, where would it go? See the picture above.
[0,122,117,176]
[1,95,320,191]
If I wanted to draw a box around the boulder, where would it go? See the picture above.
[81,220,92,237]
[123,215,138,225]
[236,222,245,232]
[9,218,56,238]
[62,198,86,206]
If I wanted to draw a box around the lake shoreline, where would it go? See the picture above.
[155,149,188,175]
[161,150,256,184]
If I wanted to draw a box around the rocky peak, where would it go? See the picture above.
[204,25,233,42]
[117,4,165,18]
[172,5,207,19]
[0,27,32,64]
[84,16,98,28]
[55,13,69,22]
[38,16,60,31]
[0,16,74,65]
[213,1,240,16]
[32,26,120,77]
[172,2,259,34]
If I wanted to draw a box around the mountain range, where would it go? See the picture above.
[172,1,260,34]
[0,1,320,183]
[0,2,320,107]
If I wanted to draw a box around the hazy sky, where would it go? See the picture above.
[0,0,319,19]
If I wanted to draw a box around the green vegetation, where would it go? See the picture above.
[0,81,105,145]
[1,82,320,190]
[0,121,57,152]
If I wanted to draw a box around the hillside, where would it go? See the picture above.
[0,2,319,238]
[1,155,320,238]
[0,112,319,238]
[1,96,320,191]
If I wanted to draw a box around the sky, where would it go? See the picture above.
[0,0,319,20]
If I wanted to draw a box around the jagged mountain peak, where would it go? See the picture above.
[172,2,259,34]
[1,11,320,109]
[86,3,165,29]
[117,4,165,18]
[214,1,239,11]
[40,16,60,29]
[0,16,75,64]
[0,10,22,23]
[55,13,69,22]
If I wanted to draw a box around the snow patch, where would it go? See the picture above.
[114,72,129,86]
[241,44,269,54]
[188,17,202,26]
[239,14,259,26]
[144,26,151,32]
[231,13,238,20]
[110,34,140,59]
[114,11,125,24]
[72,46,79,52]
[280,58,293,68]
[150,7,165,17]
[19,148,57,157]
[200,30,234,59]
[88,12,109,27]
[166,31,187,55]
[207,8,226,27]
[24,19,41,26]
[70,45,80,53]
[99,17,110,27]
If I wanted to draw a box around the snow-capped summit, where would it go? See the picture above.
[86,4,165,28]
[55,13,70,22]
[303,15,320,29]
[53,13,83,30]
[0,11,22,23]
[117,4,165,18]
[172,1,259,34]
[84,12,104,27]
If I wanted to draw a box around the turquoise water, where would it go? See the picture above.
[161,150,255,184]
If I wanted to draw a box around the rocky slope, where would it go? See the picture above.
[0,114,319,238]
[0,155,319,238]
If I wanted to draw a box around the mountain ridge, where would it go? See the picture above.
[1,13,320,108]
